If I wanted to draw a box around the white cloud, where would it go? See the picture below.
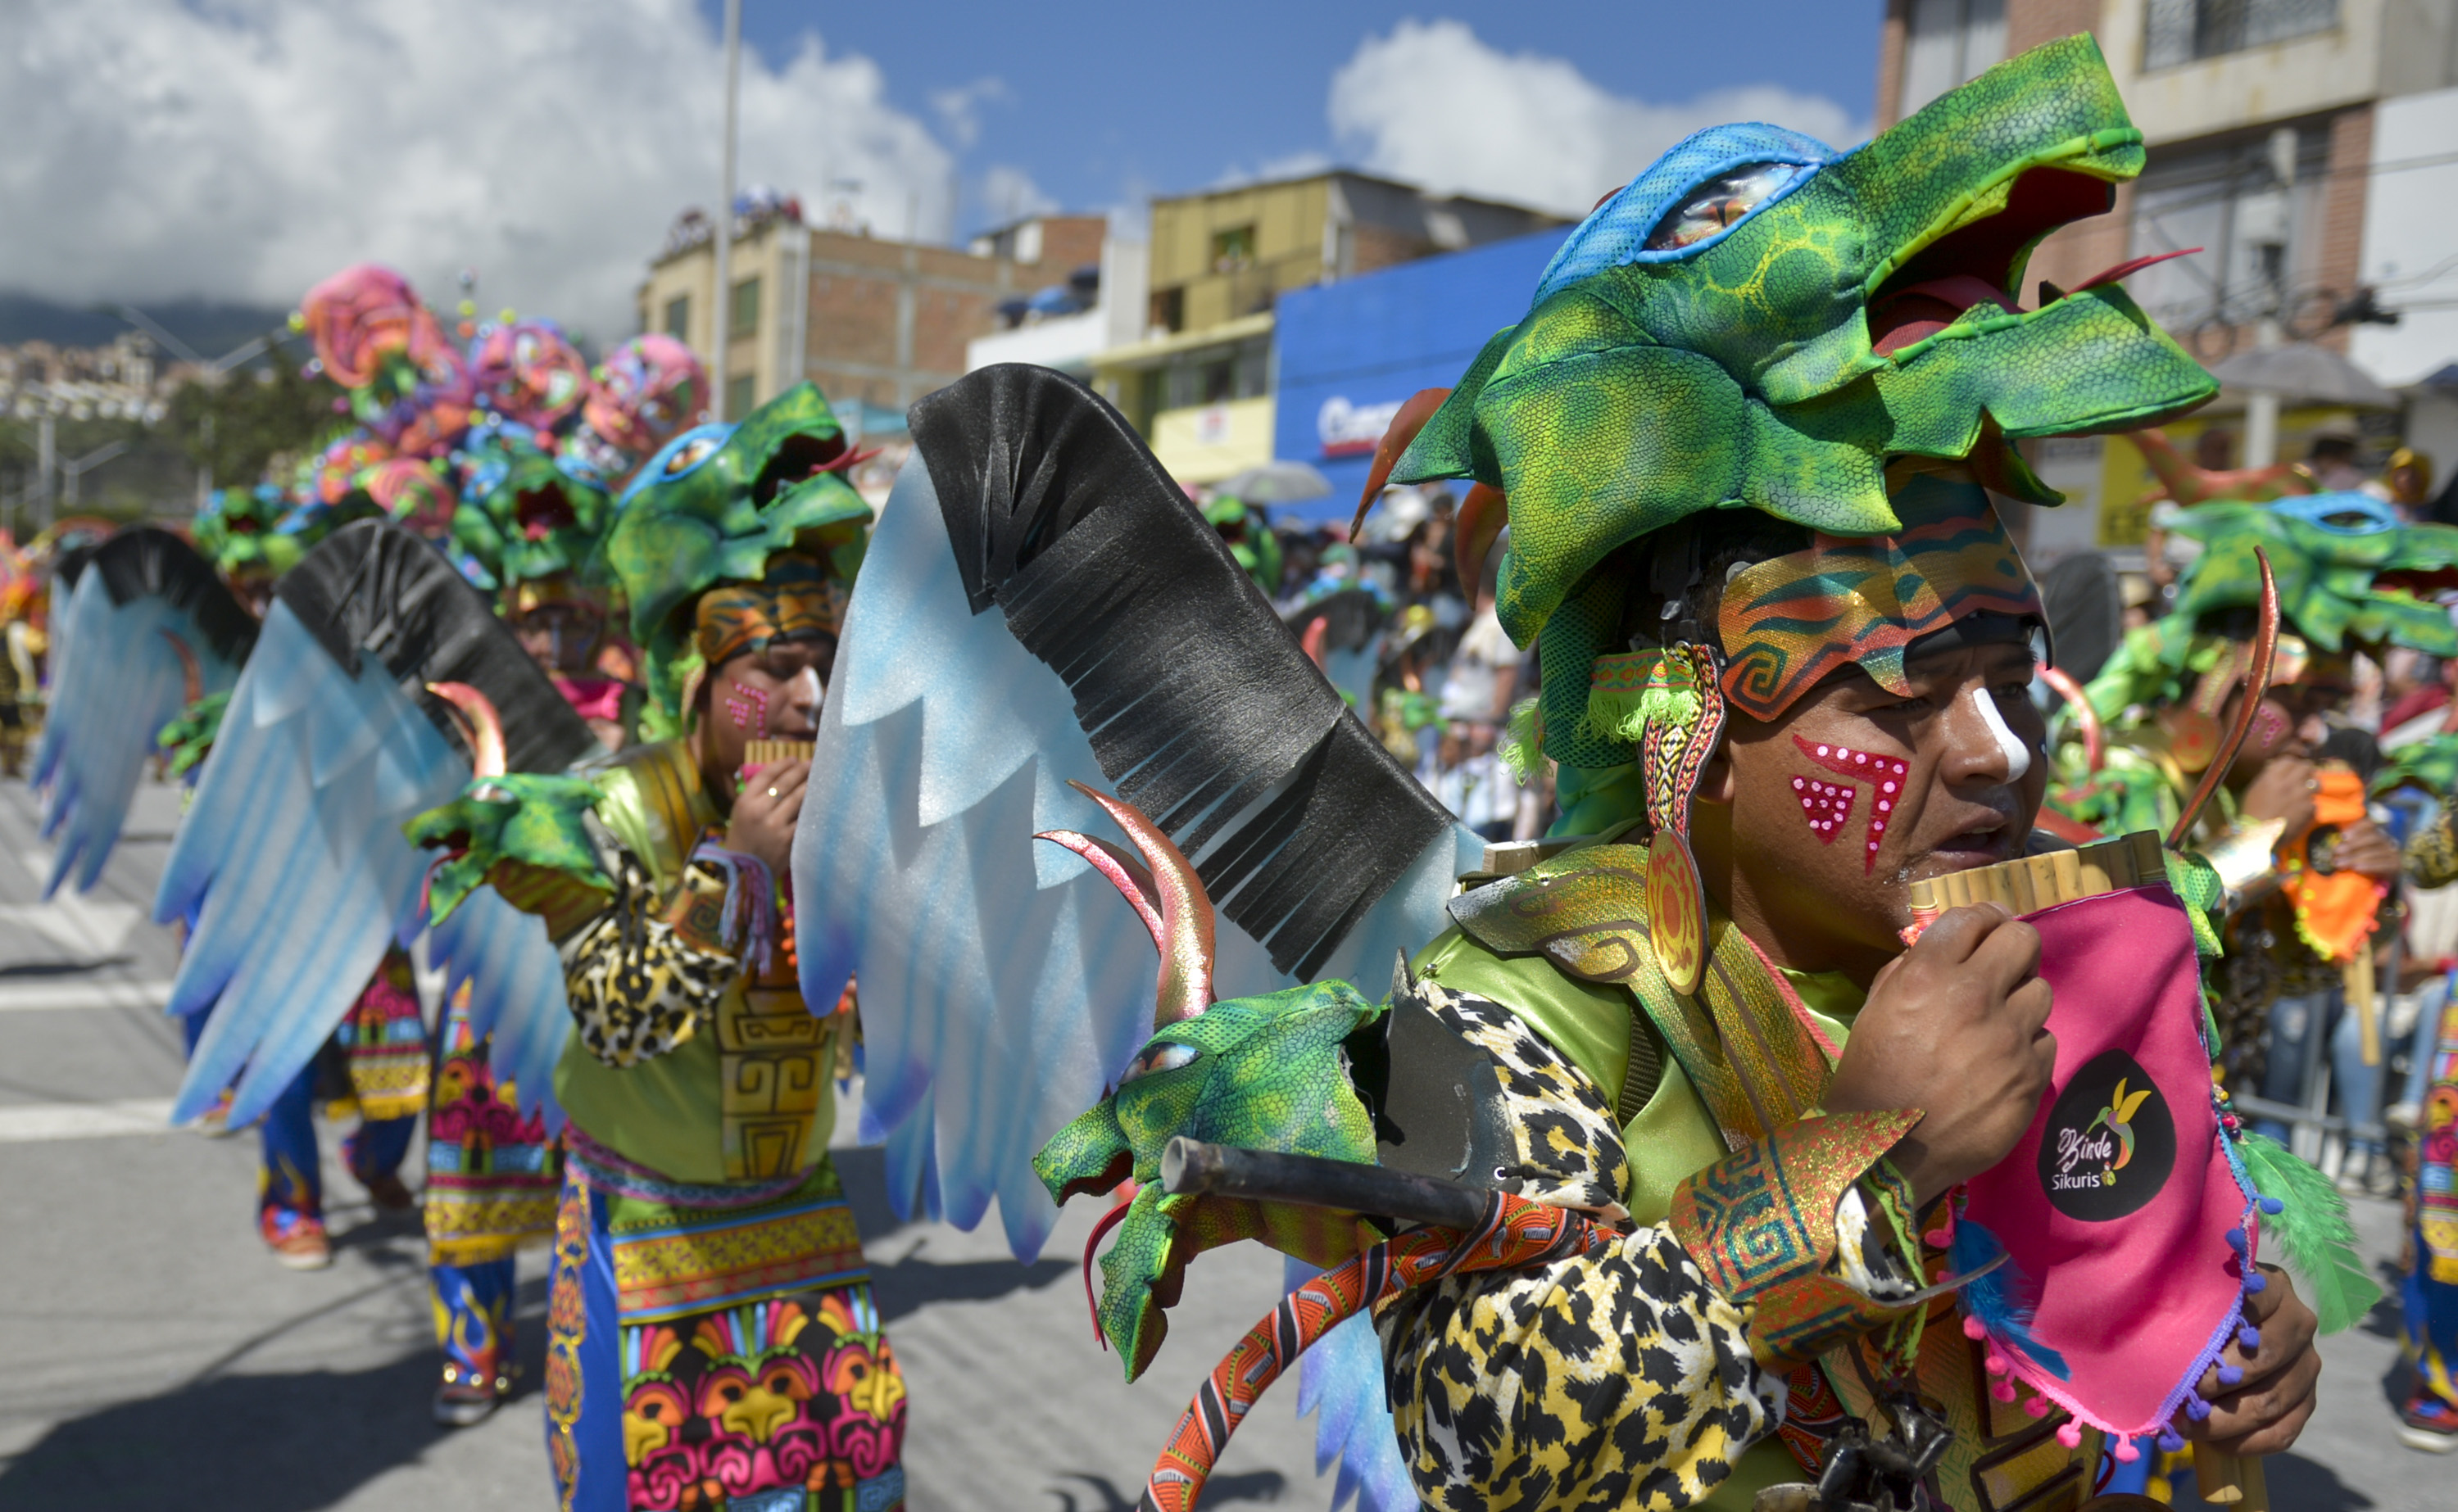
[1328,19,1866,217]
[928,77,1009,151]
[0,0,956,345]
[978,165,1059,228]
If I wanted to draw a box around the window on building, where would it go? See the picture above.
[1898,0,2006,118]
[664,294,691,342]
[730,276,761,338]
[2125,125,2330,338]
[1234,337,1270,401]
[726,373,756,420]
[1150,286,1185,335]
[2144,0,2339,69]
[1212,224,1257,273]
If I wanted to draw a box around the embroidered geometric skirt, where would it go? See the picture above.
[337,947,432,1120]
[546,1155,904,1512]
[2410,990,2458,1411]
[425,989,560,1392]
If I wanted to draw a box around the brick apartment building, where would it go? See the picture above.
[637,201,1110,429]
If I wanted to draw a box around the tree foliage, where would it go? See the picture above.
[162,353,347,490]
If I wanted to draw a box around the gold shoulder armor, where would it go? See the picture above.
[582,740,718,889]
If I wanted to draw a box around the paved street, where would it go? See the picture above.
[0,777,1327,1511]
[0,772,2444,1510]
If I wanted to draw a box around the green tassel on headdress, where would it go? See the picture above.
[1498,695,1544,783]
[2234,1130,2382,1335]
[1585,649,1703,745]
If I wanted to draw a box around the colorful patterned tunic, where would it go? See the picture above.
[543,740,901,1512]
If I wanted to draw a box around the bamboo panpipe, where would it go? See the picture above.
[1905,830,2165,939]
[741,738,815,767]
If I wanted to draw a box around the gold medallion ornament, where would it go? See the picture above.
[1646,829,1708,994]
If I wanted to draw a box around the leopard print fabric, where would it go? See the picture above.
[560,857,737,1067]
[2410,803,2458,890]
[1376,982,1779,1510]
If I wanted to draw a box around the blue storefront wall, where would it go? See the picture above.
[1268,224,1571,522]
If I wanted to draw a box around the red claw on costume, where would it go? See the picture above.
[425,681,508,779]
[1034,782,1217,1026]
[1454,482,1508,589]
[2039,665,2102,774]
[1349,386,1452,539]
[1298,615,1330,672]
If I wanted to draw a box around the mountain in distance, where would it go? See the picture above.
[0,292,297,360]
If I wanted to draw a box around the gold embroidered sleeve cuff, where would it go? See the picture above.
[1667,1109,1923,1370]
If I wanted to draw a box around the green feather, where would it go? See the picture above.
[1499,695,1544,782]
[2236,1131,2381,1334]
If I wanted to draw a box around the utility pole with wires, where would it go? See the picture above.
[34,412,55,532]
[60,441,129,511]
[710,0,741,423]
[113,304,301,507]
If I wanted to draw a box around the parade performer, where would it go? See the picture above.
[418,406,626,1425]
[0,531,50,777]
[790,34,2373,1512]
[2360,776,2458,1451]
[34,518,432,1266]
[2048,491,2458,1135]
[406,383,903,1510]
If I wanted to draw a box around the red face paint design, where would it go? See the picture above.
[2246,699,2291,759]
[1794,774,1857,842]
[1794,736,1909,872]
[724,685,770,736]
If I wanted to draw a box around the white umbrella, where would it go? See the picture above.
[2207,343,2400,408]
[1215,460,1333,504]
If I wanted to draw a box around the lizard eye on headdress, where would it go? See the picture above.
[1644,161,1817,255]
[659,433,723,479]
[2270,492,2397,537]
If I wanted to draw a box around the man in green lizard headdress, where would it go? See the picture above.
[409,383,905,1512]
[1326,34,2331,1510]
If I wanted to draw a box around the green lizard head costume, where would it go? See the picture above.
[592,383,873,730]
[1363,33,2213,986]
[1029,786,1384,1380]
[2054,488,2458,824]
[196,483,308,586]
[448,423,614,597]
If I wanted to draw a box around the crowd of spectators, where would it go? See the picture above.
[1216,483,1549,844]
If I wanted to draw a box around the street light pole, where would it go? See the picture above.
[710,0,741,423]
[34,412,55,532]
[61,441,130,510]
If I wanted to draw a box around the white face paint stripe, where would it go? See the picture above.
[1973,687,2032,781]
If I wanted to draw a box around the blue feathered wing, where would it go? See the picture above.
[794,367,1466,1511]
[34,528,254,896]
[162,520,601,1129]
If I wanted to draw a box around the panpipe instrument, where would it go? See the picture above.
[1903,831,2167,940]
[741,737,815,768]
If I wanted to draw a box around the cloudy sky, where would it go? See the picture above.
[1,2,1875,346]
